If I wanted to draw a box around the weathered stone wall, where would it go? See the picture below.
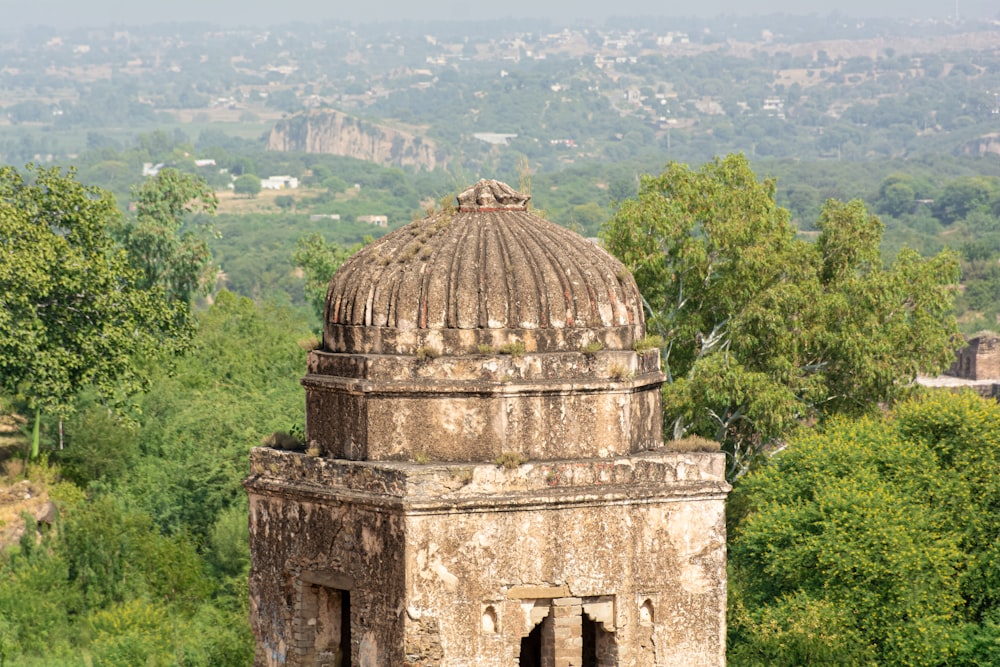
[403,496,727,667]
[246,474,409,666]
[303,348,664,462]
[245,448,729,667]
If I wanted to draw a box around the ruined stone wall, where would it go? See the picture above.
[246,467,410,666]
[974,337,1000,379]
[403,494,727,667]
[245,448,728,667]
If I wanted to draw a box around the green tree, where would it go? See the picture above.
[322,175,348,195]
[118,291,309,539]
[602,154,958,477]
[878,174,917,217]
[729,390,1000,666]
[292,233,364,320]
[934,176,997,225]
[118,168,218,304]
[0,291,301,664]
[88,599,174,667]
[58,492,208,610]
[0,615,20,667]
[55,397,140,487]
[0,166,184,458]
[233,174,261,198]
[0,541,80,658]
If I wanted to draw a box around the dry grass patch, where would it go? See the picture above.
[666,436,721,452]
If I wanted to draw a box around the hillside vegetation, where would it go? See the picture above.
[0,294,308,666]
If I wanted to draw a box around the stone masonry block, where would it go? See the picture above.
[553,597,583,606]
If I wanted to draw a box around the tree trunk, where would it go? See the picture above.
[31,409,40,460]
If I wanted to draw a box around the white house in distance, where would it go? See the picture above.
[261,175,300,190]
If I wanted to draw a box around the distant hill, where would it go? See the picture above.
[267,110,447,171]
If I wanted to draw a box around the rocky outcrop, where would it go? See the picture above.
[0,480,55,550]
[962,133,1000,157]
[266,110,446,170]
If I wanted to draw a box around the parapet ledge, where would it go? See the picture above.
[244,448,730,513]
[305,347,664,386]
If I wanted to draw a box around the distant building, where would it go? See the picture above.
[473,132,518,146]
[356,214,388,227]
[919,333,1000,401]
[948,333,1000,381]
[261,175,299,190]
[656,32,690,45]
[693,97,725,116]
[309,214,342,222]
[762,97,786,119]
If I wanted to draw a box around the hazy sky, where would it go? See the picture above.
[0,0,994,30]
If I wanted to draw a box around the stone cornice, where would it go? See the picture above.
[243,448,731,515]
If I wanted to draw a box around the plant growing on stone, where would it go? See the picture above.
[666,436,720,452]
[494,451,526,469]
[632,335,663,352]
[608,364,632,380]
[415,346,440,360]
[498,341,525,358]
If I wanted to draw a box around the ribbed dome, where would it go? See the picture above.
[323,180,645,355]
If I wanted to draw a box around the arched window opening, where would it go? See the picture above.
[639,599,655,626]
[482,605,498,634]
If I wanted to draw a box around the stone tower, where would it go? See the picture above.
[244,180,730,667]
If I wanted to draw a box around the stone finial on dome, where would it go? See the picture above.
[457,179,530,212]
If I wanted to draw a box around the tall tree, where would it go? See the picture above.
[603,154,959,477]
[0,166,185,457]
[118,168,218,304]
[292,233,363,321]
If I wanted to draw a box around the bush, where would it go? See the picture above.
[56,402,139,487]
[729,390,1000,665]
[88,600,173,667]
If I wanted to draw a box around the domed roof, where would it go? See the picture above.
[323,179,645,355]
